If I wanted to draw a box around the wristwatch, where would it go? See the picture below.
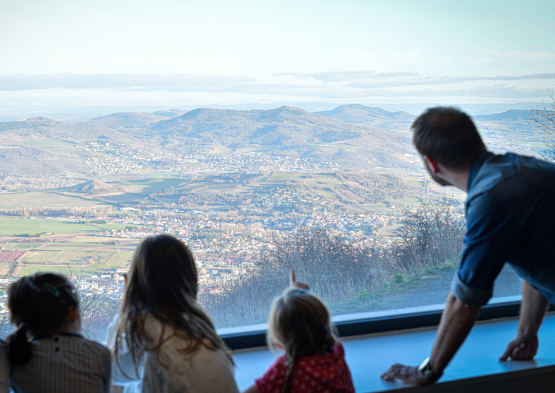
[418,357,443,383]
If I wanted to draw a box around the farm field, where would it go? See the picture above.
[9,236,138,277]
[266,172,307,182]
[21,138,79,151]
[0,192,108,210]
[0,263,14,276]
[0,218,146,236]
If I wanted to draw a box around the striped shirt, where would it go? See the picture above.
[10,333,111,393]
[0,341,8,393]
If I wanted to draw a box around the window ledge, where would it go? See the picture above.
[233,312,555,392]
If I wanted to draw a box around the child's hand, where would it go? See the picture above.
[290,270,310,290]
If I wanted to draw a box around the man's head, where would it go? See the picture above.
[412,107,486,172]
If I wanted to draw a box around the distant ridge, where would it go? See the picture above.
[149,105,370,148]
[152,109,188,118]
[315,104,414,130]
[0,105,417,173]
[88,112,166,129]
[26,116,57,123]
[473,110,536,122]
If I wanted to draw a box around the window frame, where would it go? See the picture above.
[222,298,554,350]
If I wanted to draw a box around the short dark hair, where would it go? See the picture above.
[412,107,486,170]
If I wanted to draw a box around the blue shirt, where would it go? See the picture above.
[451,151,555,306]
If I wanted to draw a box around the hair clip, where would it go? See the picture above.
[44,283,61,298]
[295,289,309,294]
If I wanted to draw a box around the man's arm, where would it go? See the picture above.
[499,280,549,361]
[381,293,480,385]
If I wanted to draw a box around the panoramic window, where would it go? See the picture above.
[0,1,554,339]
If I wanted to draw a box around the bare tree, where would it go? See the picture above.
[532,86,555,162]
[393,196,465,272]
[200,226,386,328]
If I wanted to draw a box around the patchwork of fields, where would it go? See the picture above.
[0,219,142,277]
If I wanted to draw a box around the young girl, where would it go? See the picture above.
[111,234,238,393]
[7,272,111,393]
[243,272,355,393]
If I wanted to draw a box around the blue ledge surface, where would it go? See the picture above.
[233,313,555,392]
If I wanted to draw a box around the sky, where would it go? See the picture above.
[1,0,555,111]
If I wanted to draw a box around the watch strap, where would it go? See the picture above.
[418,357,442,383]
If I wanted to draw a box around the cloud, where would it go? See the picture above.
[274,71,419,82]
[0,72,552,102]
[347,73,555,89]
[0,73,255,91]
[485,50,555,61]
[277,71,555,86]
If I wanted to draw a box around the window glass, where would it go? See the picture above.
[0,2,551,338]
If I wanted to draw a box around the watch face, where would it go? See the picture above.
[419,357,431,372]
[418,357,441,382]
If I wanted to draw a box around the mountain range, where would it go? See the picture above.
[0,104,545,178]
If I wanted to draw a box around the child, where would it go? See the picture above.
[111,234,238,393]
[242,271,355,393]
[7,272,111,393]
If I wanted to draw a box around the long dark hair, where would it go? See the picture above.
[115,234,232,372]
[7,272,79,366]
[267,288,336,393]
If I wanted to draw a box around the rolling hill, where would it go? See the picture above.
[87,112,167,129]
[149,106,368,148]
[0,105,421,180]
[315,104,415,130]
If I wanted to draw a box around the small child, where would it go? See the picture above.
[243,271,355,393]
[6,272,111,393]
[110,234,238,393]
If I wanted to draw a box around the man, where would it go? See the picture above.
[381,107,555,385]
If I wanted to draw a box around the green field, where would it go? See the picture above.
[21,138,78,151]
[266,172,306,182]
[15,242,135,277]
[0,263,14,276]
[304,174,338,185]
[0,192,107,210]
[107,250,134,266]
[18,264,104,277]
[94,178,184,203]
[0,218,147,236]
[314,189,336,197]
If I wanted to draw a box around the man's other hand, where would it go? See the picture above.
[499,333,539,361]
[380,364,432,385]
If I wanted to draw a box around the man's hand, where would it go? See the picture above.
[290,269,309,290]
[499,333,539,361]
[499,281,549,361]
[380,364,431,385]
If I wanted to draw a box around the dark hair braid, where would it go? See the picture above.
[7,326,32,366]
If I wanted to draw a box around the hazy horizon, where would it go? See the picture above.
[1,0,554,111]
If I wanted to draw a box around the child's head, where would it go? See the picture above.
[267,288,336,358]
[123,234,198,315]
[7,272,79,365]
[8,272,79,336]
[117,234,231,367]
